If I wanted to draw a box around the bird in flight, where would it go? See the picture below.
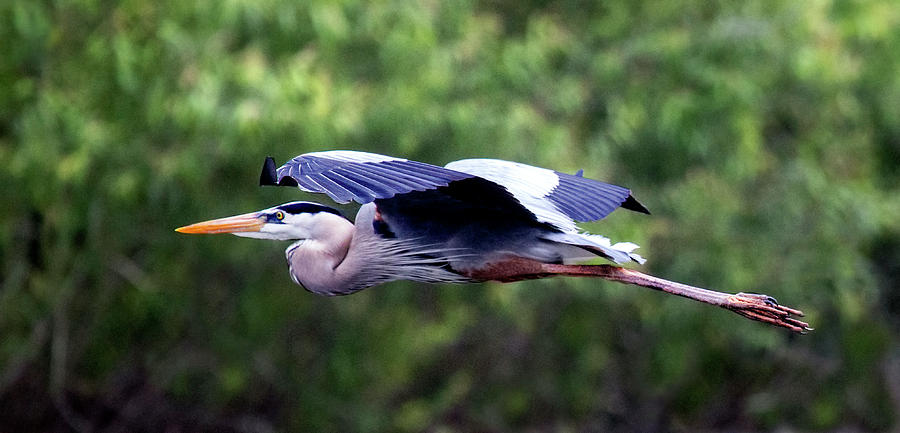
[176,151,811,333]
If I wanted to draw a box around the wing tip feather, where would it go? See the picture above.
[622,195,651,215]
[260,156,278,186]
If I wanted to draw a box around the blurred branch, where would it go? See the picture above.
[885,351,900,426]
[0,261,29,317]
[0,318,49,396]
[50,269,91,433]
[110,253,155,292]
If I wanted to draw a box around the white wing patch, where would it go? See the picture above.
[445,158,576,231]
[447,158,645,264]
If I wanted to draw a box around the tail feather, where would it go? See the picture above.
[543,232,646,265]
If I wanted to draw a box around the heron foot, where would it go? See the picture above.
[725,292,812,334]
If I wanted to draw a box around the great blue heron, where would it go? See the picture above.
[176,151,810,333]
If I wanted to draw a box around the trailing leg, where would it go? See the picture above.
[466,259,811,333]
[541,264,811,333]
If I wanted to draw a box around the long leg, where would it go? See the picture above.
[469,261,811,333]
[544,264,810,333]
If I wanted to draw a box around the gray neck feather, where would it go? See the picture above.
[285,217,471,296]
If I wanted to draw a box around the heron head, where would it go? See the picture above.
[175,201,346,241]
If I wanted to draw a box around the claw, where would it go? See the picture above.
[726,293,812,334]
[735,292,780,307]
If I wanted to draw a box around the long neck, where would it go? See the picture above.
[286,205,473,295]
[286,215,359,295]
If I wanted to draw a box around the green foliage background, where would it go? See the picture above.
[3,0,900,431]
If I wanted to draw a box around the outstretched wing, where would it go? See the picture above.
[260,150,474,204]
[445,158,648,232]
[262,151,648,232]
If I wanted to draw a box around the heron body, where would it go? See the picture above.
[177,150,811,333]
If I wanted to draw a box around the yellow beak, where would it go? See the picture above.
[175,212,265,234]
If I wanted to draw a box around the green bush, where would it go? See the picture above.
[2,0,899,431]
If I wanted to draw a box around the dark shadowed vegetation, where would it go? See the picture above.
[2,0,900,431]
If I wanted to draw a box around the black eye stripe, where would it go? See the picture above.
[275,201,344,218]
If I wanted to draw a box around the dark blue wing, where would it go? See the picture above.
[548,170,649,221]
[262,151,474,204]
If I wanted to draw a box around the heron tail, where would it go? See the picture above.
[542,232,646,265]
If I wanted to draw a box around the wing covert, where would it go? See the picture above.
[263,151,474,204]
[445,158,646,231]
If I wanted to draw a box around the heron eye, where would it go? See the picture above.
[275,211,285,221]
